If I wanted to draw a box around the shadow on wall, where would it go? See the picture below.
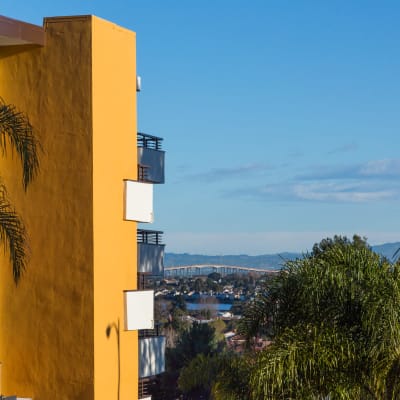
[106,319,120,400]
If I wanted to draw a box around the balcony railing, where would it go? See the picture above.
[139,322,162,338]
[137,132,165,184]
[138,377,153,399]
[138,132,163,150]
[137,229,163,245]
[138,229,165,276]
[139,335,166,378]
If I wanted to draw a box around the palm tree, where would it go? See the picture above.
[0,98,39,283]
[216,237,400,399]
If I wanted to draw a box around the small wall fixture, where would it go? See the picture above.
[136,75,141,92]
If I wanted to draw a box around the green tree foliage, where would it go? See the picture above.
[179,353,252,400]
[208,272,221,281]
[158,296,189,349]
[174,294,187,312]
[210,318,226,343]
[206,277,221,292]
[178,354,220,399]
[178,352,253,400]
[311,234,369,257]
[172,322,216,368]
[218,236,400,399]
[212,354,253,400]
[153,322,218,399]
[194,277,204,293]
[0,99,39,283]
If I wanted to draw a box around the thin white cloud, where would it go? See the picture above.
[227,179,400,203]
[298,158,400,181]
[293,182,395,202]
[184,163,272,182]
[224,158,400,203]
[360,159,400,176]
[290,159,400,202]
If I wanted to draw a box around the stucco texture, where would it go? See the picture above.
[92,16,138,400]
[0,15,139,400]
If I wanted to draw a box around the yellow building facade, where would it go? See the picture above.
[0,14,163,400]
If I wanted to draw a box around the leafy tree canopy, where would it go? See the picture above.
[220,236,400,399]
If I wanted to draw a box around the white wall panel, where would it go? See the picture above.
[124,180,153,223]
[124,290,154,330]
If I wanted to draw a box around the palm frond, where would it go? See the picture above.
[0,183,27,283]
[239,241,400,399]
[212,353,253,400]
[250,324,360,399]
[239,289,272,340]
[0,98,39,190]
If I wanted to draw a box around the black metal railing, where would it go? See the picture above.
[139,323,162,338]
[138,132,163,151]
[139,377,153,398]
[137,273,151,289]
[137,164,150,182]
[137,229,163,245]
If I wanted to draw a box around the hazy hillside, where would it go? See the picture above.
[165,252,299,270]
[372,242,400,260]
[165,242,400,270]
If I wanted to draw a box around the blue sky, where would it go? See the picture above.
[4,1,400,254]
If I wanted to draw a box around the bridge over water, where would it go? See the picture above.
[164,264,278,278]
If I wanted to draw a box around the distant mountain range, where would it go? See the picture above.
[165,242,400,270]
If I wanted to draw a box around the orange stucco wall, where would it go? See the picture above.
[0,16,94,399]
[0,15,139,400]
[91,16,138,400]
